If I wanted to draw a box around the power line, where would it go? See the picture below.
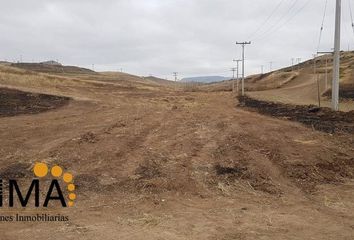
[343,0,352,50]
[348,0,354,37]
[252,0,312,42]
[251,0,300,41]
[317,0,328,52]
[247,0,287,39]
[262,0,312,41]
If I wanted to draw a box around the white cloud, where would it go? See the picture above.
[0,0,352,78]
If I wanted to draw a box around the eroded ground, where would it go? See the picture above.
[0,72,353,239]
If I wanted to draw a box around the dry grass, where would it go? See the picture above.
[0,65,172,96]
[0,65,81,92]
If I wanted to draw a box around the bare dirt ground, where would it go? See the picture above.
[0,67,354,239]
[247,53,354,112]
[248,72,354,112]
[200,52,354,112]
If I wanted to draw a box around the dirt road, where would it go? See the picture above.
[0,75,354,239]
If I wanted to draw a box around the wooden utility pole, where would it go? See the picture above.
[233,59,242,94]
[317,51,333,92]
[231,68,236,92]
[313,54,321,107]
[236,42,251,96]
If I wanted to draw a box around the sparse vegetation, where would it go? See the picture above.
[0,54,353,240]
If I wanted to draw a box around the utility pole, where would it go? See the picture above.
[317,51,333,92]
[325,56,328,90]
[291,58,295,72]
[231,68,236,92]
[236,41,251,96]
[269,61,273,72]
[332,0,341,111]
[173,72,179,91]
[297,58,300,70]
[233,59,242,93]
[313,54,321,107]
[173,72,178,82]
[261,65,264,74]
[297,58,302,71]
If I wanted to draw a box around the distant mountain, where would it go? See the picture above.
[181,76,230,83]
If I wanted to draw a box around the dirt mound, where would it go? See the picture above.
[238,96,354,134]
[0,88,70,117]
[11,63,96,75]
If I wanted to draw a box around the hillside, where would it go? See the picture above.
[143,76,180,86]
[248,52,354,111]
[200,51,354,111]
[0,62,354,239]
[181,76,229,83]
[11,62,96,75]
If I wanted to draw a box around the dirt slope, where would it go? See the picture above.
[0,67,353,239]
[248,52,354,111]
[201,52,354,111]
